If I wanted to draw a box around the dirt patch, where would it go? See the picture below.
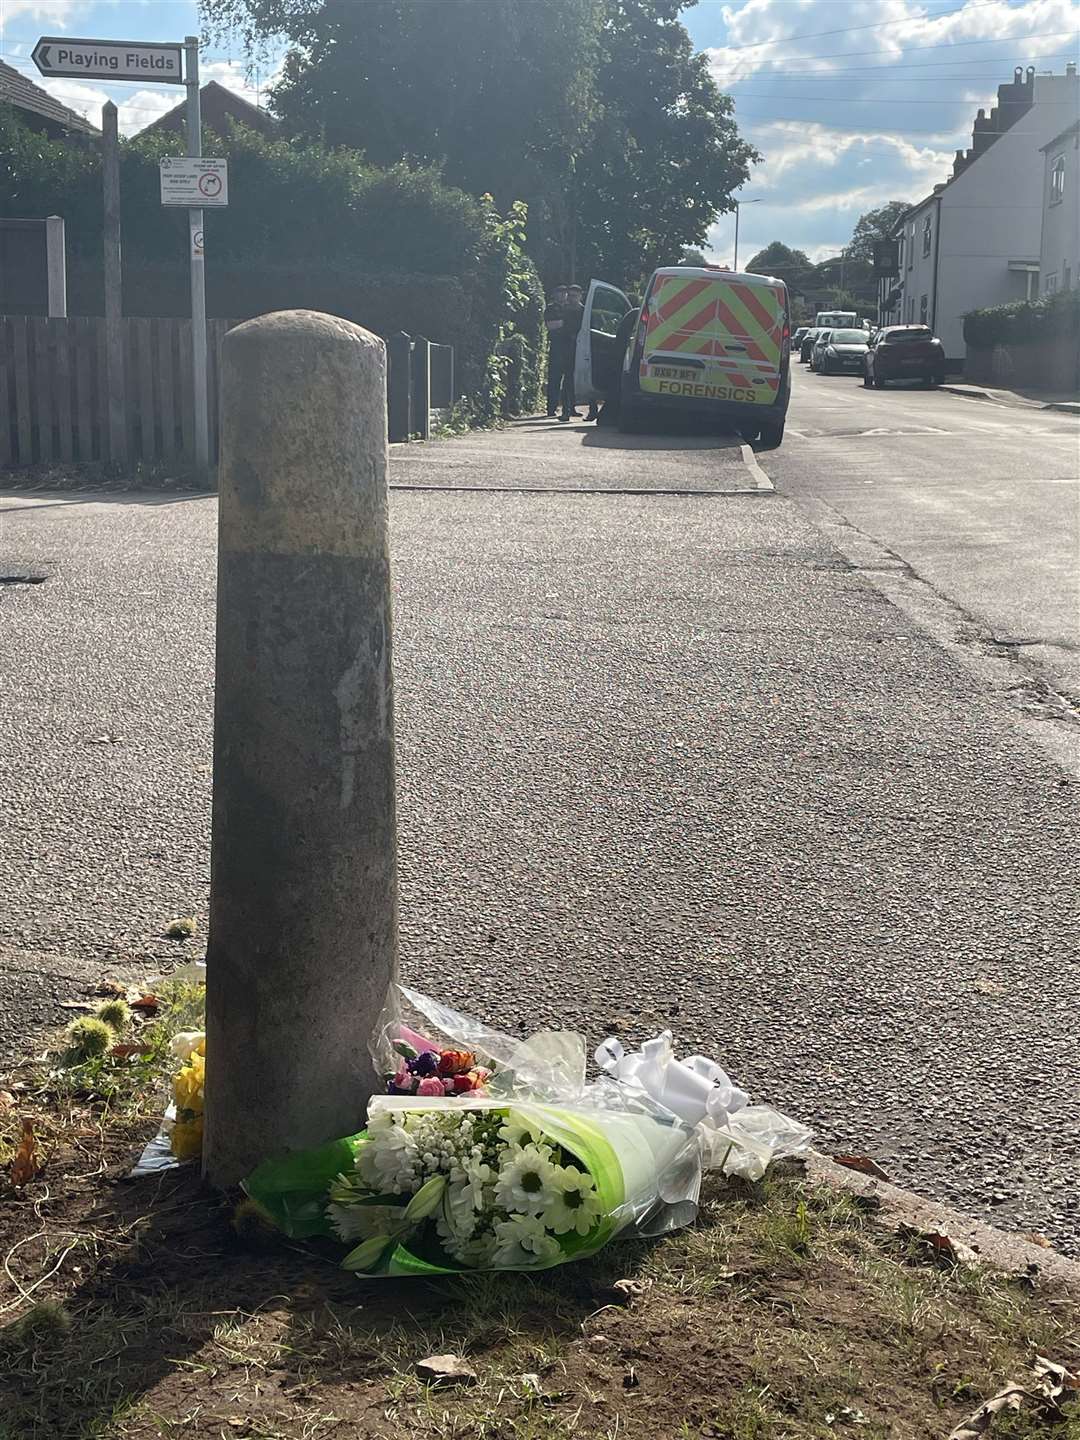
[0,460,209,494]
[1,1004,1078,1439]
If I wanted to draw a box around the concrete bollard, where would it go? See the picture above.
[202,309,397,1187]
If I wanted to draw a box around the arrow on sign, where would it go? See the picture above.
[34,43,52,68]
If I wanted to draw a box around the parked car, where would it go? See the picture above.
[614,265,791,447]
[799,327,821,363]
[792,326,809,350]
[863,325,946,388]
[813,327,871,375]
[808,330,831,371]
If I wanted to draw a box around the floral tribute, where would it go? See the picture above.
[319,1104,607,1273]
[170,1032,206,1161]
[385,1022,493,1098]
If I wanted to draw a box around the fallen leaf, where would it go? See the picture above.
[0,1091,14,1112]
[1034,1355,1080,1394]
[1025,1231,1054,1248]
[415,1354,477,1387]
[897,1223,978,1268]
[834,1153,891,1182]
[948,1357,1078,1438]
[130,994,160,1015]
[96,980,127,998]
[110,1043,152,1059]
[10,1119,42,1187]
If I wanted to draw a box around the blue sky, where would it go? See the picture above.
[3,0,1078,263]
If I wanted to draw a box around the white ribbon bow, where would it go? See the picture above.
[595,1031,750,1129]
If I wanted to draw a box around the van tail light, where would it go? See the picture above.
[781,320,791,362]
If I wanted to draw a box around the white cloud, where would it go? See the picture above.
[704,114,956,263]
[710,0,1080,83]
[0,0,87,21]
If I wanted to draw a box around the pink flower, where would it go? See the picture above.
[392,1064,412,1089]
[417,1076,446,1096]
[397,1024,437,1055]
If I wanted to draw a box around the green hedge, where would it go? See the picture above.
[0,108,543,424]
[963,290,1080,348]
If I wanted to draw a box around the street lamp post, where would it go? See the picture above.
[732,197,763,272]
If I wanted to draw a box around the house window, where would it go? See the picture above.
[907,224,915,269]
[1045,272,1059,294]
[919,294,929,323]
[922,216,933,256]
[1050,154,1066,205]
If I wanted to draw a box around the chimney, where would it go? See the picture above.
[1067,62,1077,77]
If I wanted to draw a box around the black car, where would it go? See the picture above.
[799,328,820,363]
[864,325,946,387]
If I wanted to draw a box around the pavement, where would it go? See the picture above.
[1,372,1078,1256]
[941,381,1080,414]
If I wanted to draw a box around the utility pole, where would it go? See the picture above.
[185,36,209,476]
[732,198,762,272]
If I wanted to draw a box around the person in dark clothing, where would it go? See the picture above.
[596,305,642,426]
[556,283,585,421]
[543,285,569,416]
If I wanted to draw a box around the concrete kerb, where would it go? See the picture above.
[808,1150,1080,1297]
[941,382,1080,414]
[389,437,776,496]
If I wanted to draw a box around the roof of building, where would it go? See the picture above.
[0,58,98,136]
[1041,119,1080,153]
[135,80,277,139]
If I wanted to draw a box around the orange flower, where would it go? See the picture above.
[437,1049,476,1077]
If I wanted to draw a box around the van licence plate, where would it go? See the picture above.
[650,365,700,381]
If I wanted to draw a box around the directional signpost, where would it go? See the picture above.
[33,33,215,475]
[32,37,183,84]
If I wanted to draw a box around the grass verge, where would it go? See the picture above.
[1,988,1077,1440]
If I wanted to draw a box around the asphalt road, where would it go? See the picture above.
[763,367,1080,704]
[1,399,1078,1253]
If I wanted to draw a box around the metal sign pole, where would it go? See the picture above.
[185,35,209,475]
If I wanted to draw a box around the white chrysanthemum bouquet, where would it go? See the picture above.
[323,1105,608,1274]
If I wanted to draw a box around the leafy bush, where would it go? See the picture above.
[0,108,543,426]
[457,199,545,425]
[963,290,1080,348]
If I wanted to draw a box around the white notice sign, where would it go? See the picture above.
[160,158,229,208]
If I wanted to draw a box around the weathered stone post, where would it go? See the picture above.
[202,310,397,1187]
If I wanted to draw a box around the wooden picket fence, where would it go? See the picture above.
[0,315,235,470]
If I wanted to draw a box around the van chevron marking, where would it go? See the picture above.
[636,268,788,409]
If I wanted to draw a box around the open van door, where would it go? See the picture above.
[574,279,633,402]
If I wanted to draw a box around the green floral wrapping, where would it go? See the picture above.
[244,1100,695,1277]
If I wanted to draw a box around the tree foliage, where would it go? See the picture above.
[745,241,814,291]
[848,200,910,264]
[200,0,758,288]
